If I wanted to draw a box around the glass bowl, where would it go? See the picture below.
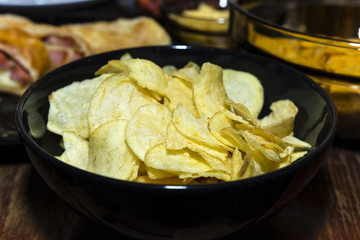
[229,0,360,139]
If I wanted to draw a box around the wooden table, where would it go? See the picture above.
[1,138,359,240]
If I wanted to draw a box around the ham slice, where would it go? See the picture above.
[0,51,31,84]
[11,63,31,84]
[48,49,67,66]
[43,36,85,67]
[0,51,12,70]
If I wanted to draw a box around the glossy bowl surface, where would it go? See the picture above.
[16,45,337,240]
[229,0,360,139]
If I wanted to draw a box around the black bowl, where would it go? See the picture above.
[16,45,337,240]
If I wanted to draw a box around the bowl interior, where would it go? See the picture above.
[18,45,336,169]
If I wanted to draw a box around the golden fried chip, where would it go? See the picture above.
[146,167,177,180]
[47,74,110,139]
[125,103,172,161]
[166,122,230,171]
[208,111,236,148]
[172,61,200,84]
[262,116,295,138]
[245,141,279,176]
[260,99,298,126]
[193,62,227,118]
[172,104,226,149]
[223,108,249,125]
[231,148,254,180]
[166,121,187,150]
[95,59,130,75]
[88,119,140,181]
[144,143,218,174]
[221,127,248,152]
[164,76,199,117]
[282,135,312,150]
[120,53,133,62]
[223,69,264,118]
[240,130,280,162]
[290,151,308,162]
[145,142,213,174]
[126,58,168,96]
[88,74,157,133]
[56,131,89,170]
[162,65,177,76]
[225,100,260,127]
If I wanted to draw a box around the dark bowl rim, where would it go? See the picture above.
[15,44,338,191]
[228,0,360,45]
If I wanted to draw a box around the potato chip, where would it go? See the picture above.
[162,65,177,76]
[223,69,264,118]
[230,148,254,180]
[225,100,260,127]
[193,62,227,118]
[244,141,279,176]
[166,122,230,171]
[164,76,199,117]
[47,73,110,139]
[240,130,280,162]
[290,151,309,162]
[88,119,140,181]
[240,125,287,150]
[260,99,298,126]
[146,166,177,180]
[223,108,249,125]
[220,127,248,152]
[282,135,312,150]
[262,116,295,138]
[119,52,133,62]
[171,104,226,149]
[208,111,236,148]
[95,59,130,75]
[144,142,212,174]
[172,61,200,84]
[125,103,172,161]
[56,131,89,170]
[166,121,187,150]
[243,131,284,153]
[88,74,157,133]
[126,58,168,96]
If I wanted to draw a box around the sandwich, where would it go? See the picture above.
[0,28,50,95]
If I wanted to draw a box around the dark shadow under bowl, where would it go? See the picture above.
[16,45,337,240]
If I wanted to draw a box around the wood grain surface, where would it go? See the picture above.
[0,139,359,240]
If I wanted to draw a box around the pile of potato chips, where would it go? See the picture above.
[47,53,311,184]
